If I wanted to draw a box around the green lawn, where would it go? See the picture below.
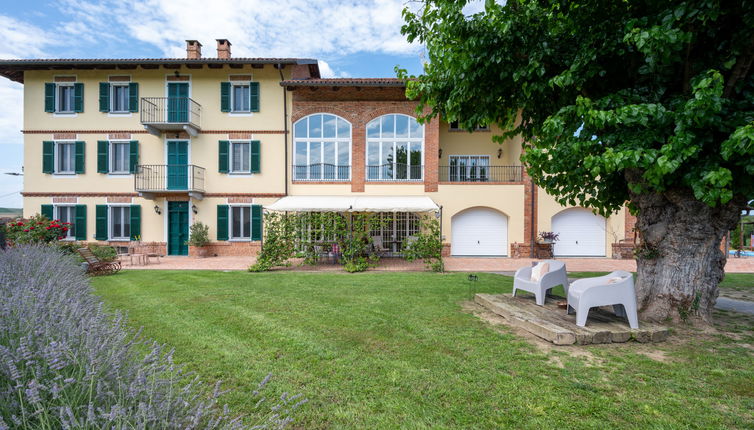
[92,271,754,429]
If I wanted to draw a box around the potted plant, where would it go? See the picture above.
[538,231,560,244]
[187,222,211,257]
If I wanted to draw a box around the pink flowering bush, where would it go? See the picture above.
[3,214,70,245]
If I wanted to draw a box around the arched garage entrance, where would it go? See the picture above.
[451,207,508,256]
[552,208,606,256]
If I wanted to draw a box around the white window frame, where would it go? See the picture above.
[230,82,251,113]
[448,155,491,182]
[229,205,251,241]
[366,114,424,181]
[229,140,251,174]
[54,140,76,175]
[54,205,76,240]
[370,212,421,253]
[56,83,75,114]
[109,140,131,174]
[293,113,352,181]
[110,83,130,113]
[109,205,131,241]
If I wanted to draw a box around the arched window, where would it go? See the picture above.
[293,114,351,181]
[366,114,424,181]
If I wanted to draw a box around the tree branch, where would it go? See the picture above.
[724,33,754,98]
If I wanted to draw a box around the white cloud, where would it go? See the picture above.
[0,15,54,59]
[317,60,350,78]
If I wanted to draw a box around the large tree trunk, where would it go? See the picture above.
[630,187,745,323]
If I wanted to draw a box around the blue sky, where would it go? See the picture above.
[0,0,454,208]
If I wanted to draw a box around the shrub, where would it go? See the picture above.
[187,222,210,247]
[3,214,70,245]
[402,217,444,272]
[89,244,118,262]
[0,245,304,429]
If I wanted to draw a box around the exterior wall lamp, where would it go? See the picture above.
[497,148,503,159]
[438,148,442,158]
[154,205,161,215]
[192,204,198,214]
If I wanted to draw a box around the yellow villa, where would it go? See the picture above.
[0,39,635,258]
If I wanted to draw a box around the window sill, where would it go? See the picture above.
[52,172,77,177]
[107,172,132,177]
[53,112,77,117]
[109,238,130,242]
[228,112,254,117]
[228,238,252,242]
[228,172,253,176]
[107,112,133,117]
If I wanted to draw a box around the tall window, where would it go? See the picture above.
[231,206,251,239]
[366,114,423,181]
[231,141,250,173]
[110,206,131,240]
[55,206,75,239]
[293,113,351,181]
[56,141,75,174]
[110,141,130,173]
[449,155,490,181]
[111,84,129,113]
[57,84,74,113]
[370,212,420,253]
[232,83,250,112]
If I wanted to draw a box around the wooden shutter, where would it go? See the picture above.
[218,140,229,173]
[251,204,262,241]
[220,82,231,112]
[41,204,53,220]
[130,205,141,241]
[129,140,139,173]
[217,205,229,241]
[73,83,84,113]
[250,82,260,112]
[42,141,54,174]
[75,141,85,174]
[128,82,139,112]
[44,83,55,112]
[95,205,108,241]
[99,82,110,112]
[75,204,87,240]
[250,140,260,173]
[97,140,109,173]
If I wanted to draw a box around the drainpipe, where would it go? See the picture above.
[278,64,288,196]
[530,179,535,258]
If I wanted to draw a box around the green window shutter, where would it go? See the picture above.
[99,82,110,112]
[129,140,139,173]
[220,82,231,112]
[42,141,54,174]
[95,205,108,241]
[217,205,229,241]
[75,204,87,240]
[250,82,260,112]
[75,141,85,174]
[41,204,53,220]
[97,140,109,173]
[250,140,260,173]
[45,83,56,112]
[251,204,262,241]
[128,82,139,113]
[130,205,141,241]
[73,83,84,113]
[218,140,229,173]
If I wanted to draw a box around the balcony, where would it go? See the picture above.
[293,164,351,182]
[140,97,201,136]
[439,165,523,183]
[366,164,423,182]
[134,164,206,200]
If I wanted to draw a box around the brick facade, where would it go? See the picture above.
[190,241,261,257]
[520,168,538,257]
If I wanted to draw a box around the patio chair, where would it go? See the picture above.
[512,260,569,306]
[371,236,389,256]
[140,242,163,265]
[566,270,639,329]
[78,247,121,276]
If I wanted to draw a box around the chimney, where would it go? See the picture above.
[216,39,231,59]
[186,40,202,59]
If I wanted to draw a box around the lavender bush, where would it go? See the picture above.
[0,245,304,429]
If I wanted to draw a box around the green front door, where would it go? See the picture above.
[168,201,189,256]
[167,140,188,190]
[167,82,189,123]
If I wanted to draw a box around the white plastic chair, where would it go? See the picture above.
[566,270,639,329]
[512,260,569,306]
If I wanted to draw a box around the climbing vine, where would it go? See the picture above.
[402,217,444,272]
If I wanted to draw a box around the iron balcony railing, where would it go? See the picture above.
[293,164,351,181]
[439,165,523,182]
[140,97,201,129]
[366,164,423,181]
[134,164,205,193]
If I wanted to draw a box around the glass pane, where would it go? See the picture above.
[309,114,322,138]
[123,207,131,238]
[323,141,335,180]
[295,141,307,179]
[395,115,409,138]
[232,207,242,237]
[294,118,308,139]
[243,207,251,238]
[337,117,350,138]
[233,85,249,111]
[112,208,122,238]
[409,117,423,138]
[396,142,408,179]
[242,143,250,171]
[382,141,393,179]
[323,114,336,138]
[309,141,321,179]
[366,119,380,138]
[367,141,379,179]
[338,142,349,179]
[381,115,395,138]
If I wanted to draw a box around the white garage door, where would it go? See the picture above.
[552,208,606,256]
[452,208,508,256]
